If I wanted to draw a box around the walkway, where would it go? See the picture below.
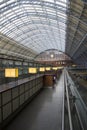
[5,73,64,130]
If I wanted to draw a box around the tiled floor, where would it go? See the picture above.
[5,73,64,130]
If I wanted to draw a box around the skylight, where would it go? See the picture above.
[0,0,67,54]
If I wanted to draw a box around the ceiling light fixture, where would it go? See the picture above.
[50,54,54,58]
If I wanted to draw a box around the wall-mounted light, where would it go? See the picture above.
[28,68,37,73]
[57,67,63,69]
[72,64,77,67]
[50,54,54,58]
[5,68,18,77]
[46,67,51,71]
[39,67,45,72]
[52,67,58,70]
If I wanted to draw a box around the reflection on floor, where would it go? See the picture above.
[5,74,64,130]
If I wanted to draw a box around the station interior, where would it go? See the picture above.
[0,0,87,130]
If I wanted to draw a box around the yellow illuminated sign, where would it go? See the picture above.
[5,68,18,77]
[72,64,77,67]
[46,67,51,71]
[52,67,58,70]
[57,67,63,69]
[39,67,45,72]
[29,68,37,73]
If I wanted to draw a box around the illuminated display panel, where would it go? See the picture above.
[39,67,45,72]
[52,67,58,70]
[46,67,51,71]
[5,68,18,77]
[29,68,37,73]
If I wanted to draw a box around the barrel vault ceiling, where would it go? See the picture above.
[0,0,87,65]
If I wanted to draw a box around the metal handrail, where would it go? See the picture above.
[67,71,87,112]
[62,72,65,130]
[64,69,73,130]
[66,69,87,130]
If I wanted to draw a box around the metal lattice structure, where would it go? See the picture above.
[34,49,71,61]
[0,0,87,66]
[66,0,87,66]
[0,0,67,58]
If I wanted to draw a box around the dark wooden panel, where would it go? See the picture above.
[43,75,53,87]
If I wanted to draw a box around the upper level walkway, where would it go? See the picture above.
[5,72,64,130]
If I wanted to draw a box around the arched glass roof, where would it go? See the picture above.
[35,49,72,61]
[0,0,67,54]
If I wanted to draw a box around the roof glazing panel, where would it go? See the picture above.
[0,0,67,54]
